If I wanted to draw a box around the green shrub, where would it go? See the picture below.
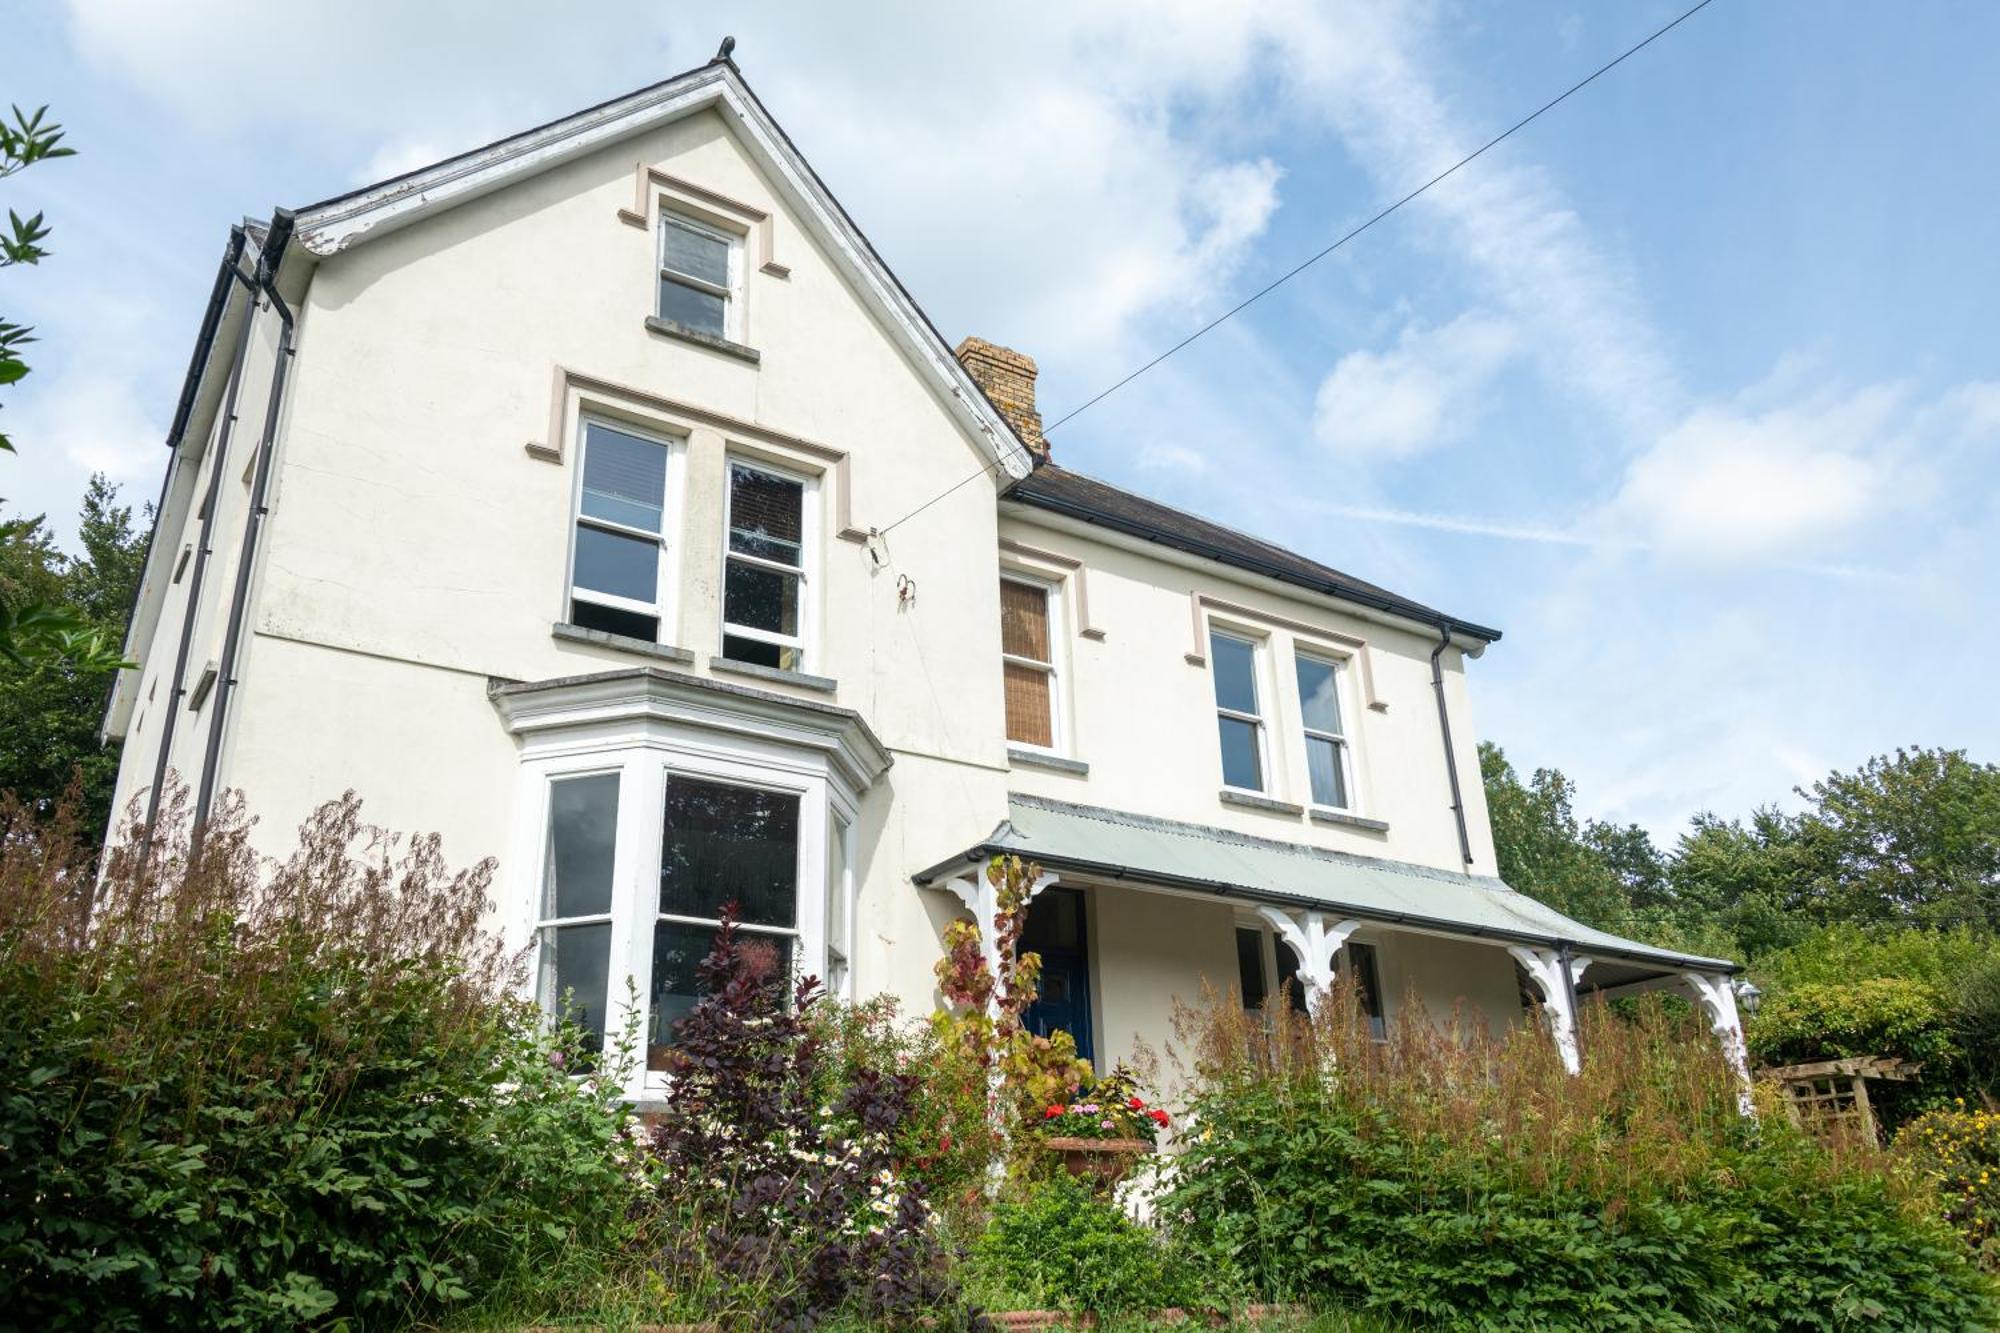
[1897,1106,2000,1270]
[974,1171,1208,1316]
[0,789,645,1330]
[1162,989,1999,1331]
[811,995,1004,1231]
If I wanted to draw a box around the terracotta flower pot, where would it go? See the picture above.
[1041,1135,1151,1187]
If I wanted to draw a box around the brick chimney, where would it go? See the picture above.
[955,336,1046,459]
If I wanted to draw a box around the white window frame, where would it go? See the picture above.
[565,416,684,642]
[520,744,831,1102]
[999,571,1066,755]
[531,768,624,1043]
[825,814,857,1001]
[657,210,743,342]
[719,454,818,672]
[1294,649,1358,813]
[1209,627,1271,794]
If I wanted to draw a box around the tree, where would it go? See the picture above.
[1,101,126,672]
[1791,747,2000,932]
[0,475,150,837]
[1479,742,1644,930]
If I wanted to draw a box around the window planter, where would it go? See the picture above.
[1041,1135,1152,1188]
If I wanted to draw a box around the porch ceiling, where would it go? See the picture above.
[915,794,1735,977]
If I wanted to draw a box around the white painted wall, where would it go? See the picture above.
[998,507,1498,877]
[108,98,1522,1072]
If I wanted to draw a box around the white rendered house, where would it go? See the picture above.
[104,53,1745,1101]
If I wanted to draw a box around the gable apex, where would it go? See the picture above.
[290,58,1034,482]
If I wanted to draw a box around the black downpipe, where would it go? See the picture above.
[140,256,260,857]
[192,210,297,853]
[99,228,247,765]
[1431,624,1475,867]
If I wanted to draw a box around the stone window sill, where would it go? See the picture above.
[1008,747,1089,776]
[1219,789,1304,817]
[553,622,695,665]
[709,655,837,694]
[644,316,761,364]
[1310,807,1390,834]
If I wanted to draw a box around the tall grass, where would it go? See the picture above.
[1161,981,2000,1329]
[0,786,641,1330]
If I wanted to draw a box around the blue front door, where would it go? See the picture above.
[1021,887,1093,1066]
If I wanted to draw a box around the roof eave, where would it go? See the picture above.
[915,838,1731,975]
[1002,489,1503,646]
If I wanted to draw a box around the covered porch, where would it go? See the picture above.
[916,795,1748,1093]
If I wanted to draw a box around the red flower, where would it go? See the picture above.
[1149,1109,1170,1127]
[1128,1096,1145,1110]
[1045,1105,1064,1119]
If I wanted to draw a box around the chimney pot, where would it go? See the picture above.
[954,336,1047,460]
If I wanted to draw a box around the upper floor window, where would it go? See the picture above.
[1210,629,1266,792]
[569,420,675,642]
[1294,653,1352,809]
[1000,576,1060,749]
[721,459,812,671]
[658,212,739,340]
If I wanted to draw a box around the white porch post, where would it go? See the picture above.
[1682,971,1755,1116]
[1255,906,1360,1004]
[1507,946,1590,1074]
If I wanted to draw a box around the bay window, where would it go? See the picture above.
[535,772,620,1051]
[721,459,813,670]
[496,667,887,1100]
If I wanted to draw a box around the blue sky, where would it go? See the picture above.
[4,1,1996,840]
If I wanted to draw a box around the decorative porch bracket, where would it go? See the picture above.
[943,867,1059,1019]
[1681,970,1755,1116]
[1254,906,1361,1002]
[1507,946,1592,1074]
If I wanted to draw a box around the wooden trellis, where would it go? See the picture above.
[1761,1056,1919,1146]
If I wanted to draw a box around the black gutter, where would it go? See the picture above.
[192,209,297,852]
[912,845,1738,977]
[1007,484,1504,644]
[1431,625,1476,868]
[100,227,249,767]
[139,247,260,858]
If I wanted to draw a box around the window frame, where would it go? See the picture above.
[531,768,625,1052]
[1208,627,1271,794]
[998,571,1065,754]
[657,209,743,342]
[564,416,684,643]
[1293,649,1358,813]
[521,745,832,1101]
[719,454,819,672]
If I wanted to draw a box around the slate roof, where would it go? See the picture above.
[1006,464,1502,643]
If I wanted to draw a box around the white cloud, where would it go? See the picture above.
[1312,312,1516,459]
[1609,388,1904,560]
[1604,378,2000,563]
[59,0,1295,374]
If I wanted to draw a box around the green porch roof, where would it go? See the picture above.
[915,795,1735,976]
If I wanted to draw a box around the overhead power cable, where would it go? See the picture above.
[875,0,1719,539]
